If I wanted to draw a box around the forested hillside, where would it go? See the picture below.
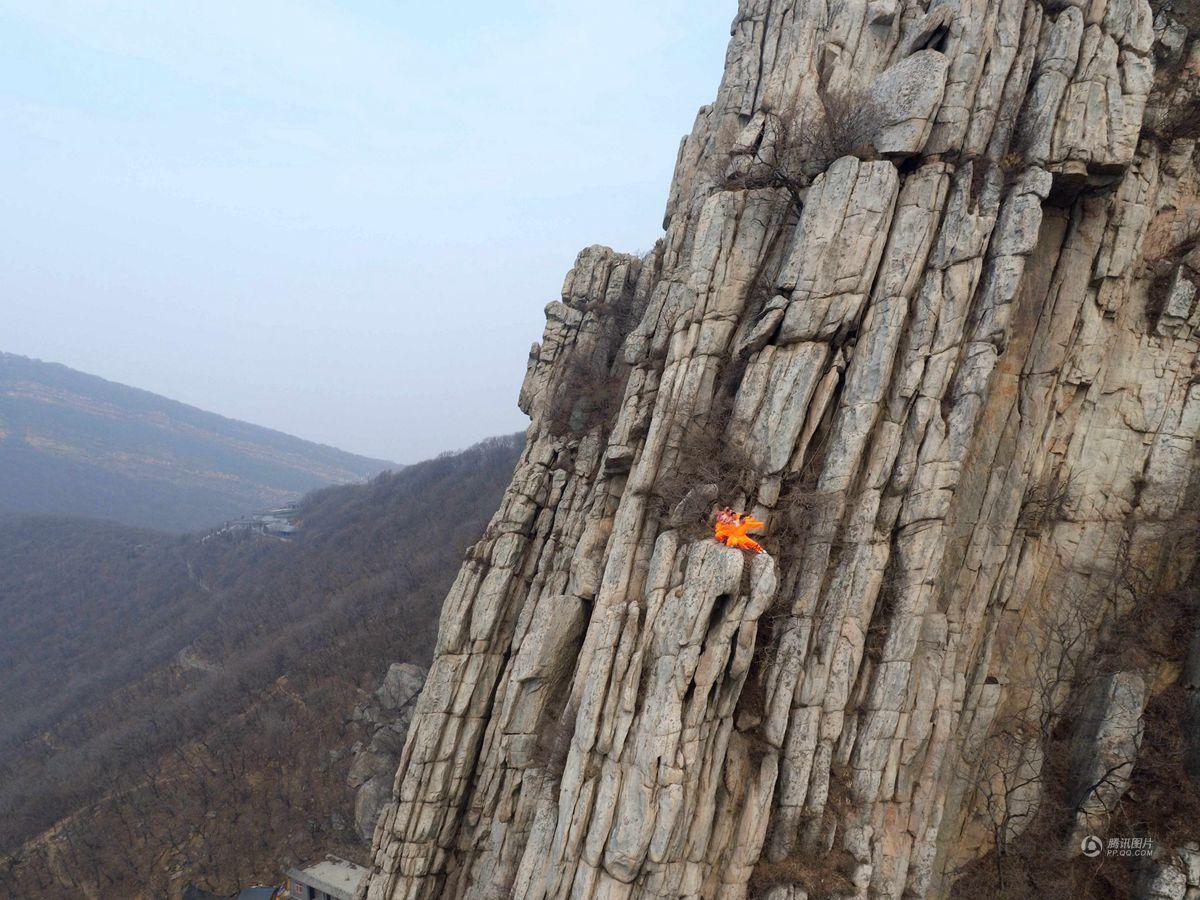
[0,433,523,898]
[0,352,394,531]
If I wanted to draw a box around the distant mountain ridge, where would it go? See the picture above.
[0,352,396,531]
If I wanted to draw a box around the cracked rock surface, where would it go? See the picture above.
[359,1,1200,897]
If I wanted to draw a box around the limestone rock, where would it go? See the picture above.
[348,664,427,841]
[357,2,1200,899]
[1143,860,1189,900]
[376,663,425,712]
[869,51,950,157]
[1066,672,1147,847]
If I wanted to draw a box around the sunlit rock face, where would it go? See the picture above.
[359,1,1200,897]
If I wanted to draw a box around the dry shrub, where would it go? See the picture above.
[771,488,837,556]
[950,729,1150,900]
[652,407,760,539]
[962,151,1029,209]
[748,764,857,898]
[544,293,643,438]
[748,847,856,899]
[1104,522,1200,845]
[950,840,1129,900]
[545,354,626,437]
[1118,684,1200,845]
[726,83,884,210]
[813,82,885,165]
[1143,264,1200,333]
[1104,581,1194,675]
[1018,471,1076,536]
[863,577,898,665]
[1144,267,1178,330]
[531,701,578,783]
[953,499,1200,899]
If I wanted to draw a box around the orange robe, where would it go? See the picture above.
[714,514,765,553]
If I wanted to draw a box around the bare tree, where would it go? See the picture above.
[725,84,884,211]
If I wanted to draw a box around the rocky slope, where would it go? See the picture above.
[359,1,1200,897]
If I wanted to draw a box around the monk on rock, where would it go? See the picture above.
[714,507,765,554]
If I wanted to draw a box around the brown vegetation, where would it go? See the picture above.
[531,701,579,783]
[951,496,1200,898]
[651,399,760,539]
[545,352,627,437]
[0,435,523,898]
[725,85,883,211]
[748,846,856,899]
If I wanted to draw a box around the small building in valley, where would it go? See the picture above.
[182,885,280,900]
[281,856,367,900]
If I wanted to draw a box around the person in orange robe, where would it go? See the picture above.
[714,507,765,553]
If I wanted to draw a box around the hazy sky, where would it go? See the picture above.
[1,1,732,463]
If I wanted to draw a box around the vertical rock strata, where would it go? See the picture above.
[362,1,1200,897]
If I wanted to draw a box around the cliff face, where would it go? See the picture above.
[360,1,1200,897]
[349,663,427,841]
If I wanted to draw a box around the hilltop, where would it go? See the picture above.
[0,352,395,531]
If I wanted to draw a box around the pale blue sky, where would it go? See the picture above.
[1,0,732,462]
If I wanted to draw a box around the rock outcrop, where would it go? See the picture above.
[348,664,427,841]
[359,0,1200,897]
